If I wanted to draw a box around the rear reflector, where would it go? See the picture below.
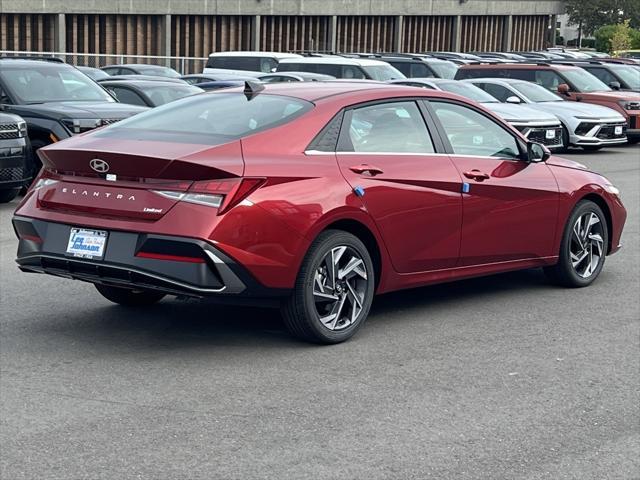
[135,251,205,263]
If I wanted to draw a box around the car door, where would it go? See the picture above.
[335,100,463,273]
[426,100,559,266]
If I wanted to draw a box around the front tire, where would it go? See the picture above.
[544,200,608,287]
[281,230,375,344]
[0,188,19,203]
[95,284,165,306]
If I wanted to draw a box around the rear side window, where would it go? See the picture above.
[344,101,435,153]
[206,57,276,73]
[98,93,313,144]
[278,63,364,79]
[456,68,504,80]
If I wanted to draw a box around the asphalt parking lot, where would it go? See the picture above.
[1,146,638,480]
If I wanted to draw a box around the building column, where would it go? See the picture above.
[55,13,66,53]
[452,15,462,52]
[548,14,557,47]
[393,15,403,52]
[251,15,261,50]
[161,14,172,66]
[328,15,337,53]
[503,15,513,51]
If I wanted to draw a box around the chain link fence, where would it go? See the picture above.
[0,50,208,75]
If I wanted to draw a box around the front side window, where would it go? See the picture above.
[535,70,566,91]
[479,83,515,102]
[109,87,147,106]
[560,69,610,92]
[361,65,405,81]
[428,60,458,79]
[345,101,435,153]
[432,101,520,159]
[608,65,640,89]
[0,64,115,104]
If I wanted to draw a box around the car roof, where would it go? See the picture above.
[459,62,578,70]
[99,79,194,88]
[102,64,176,69]
[207,51,302,59]
[210,81,455,103]
[279,56,390,67]
[0,58,69,67]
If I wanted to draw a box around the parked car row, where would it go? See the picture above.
[0,49,637,200]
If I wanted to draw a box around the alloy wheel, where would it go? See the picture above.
[312,245,368,331]
[570,211,605,279]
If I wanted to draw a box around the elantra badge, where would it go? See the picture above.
[90,158,110,173]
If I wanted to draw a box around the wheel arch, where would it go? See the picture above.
[320,218,384,291]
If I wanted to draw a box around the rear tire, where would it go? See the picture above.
[95,284,165,306]
[0,188,19,203]
[281,230,375,344]
[544,200,608,288]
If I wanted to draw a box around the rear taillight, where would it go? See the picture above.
[152,177,265,214]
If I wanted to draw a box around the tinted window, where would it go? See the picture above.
[432,102,520,159]
[480,83,514,102]
[584,67,618,86]
[456,68,504,80]
[102,67,120,75]
[535,70,566,91]
[388,61,411,77]
[428,60,458,79]
[109,87,147,106]
[0,64,115,103]
[140,85,202,105]
[410,63,432,77]
[206,57,276,73]
[136,66,181,78]
[101,93,313,143]
[346,101,435,153]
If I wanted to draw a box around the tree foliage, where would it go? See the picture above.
[566,0,640,35]
[594,21,640,52]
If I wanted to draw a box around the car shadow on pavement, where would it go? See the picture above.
[30,268,557,353]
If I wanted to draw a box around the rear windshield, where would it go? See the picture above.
[139,84,203,104]
[97,92,312,143]
[437,81,498,103]
[135,66,181,78]
[206,56,277,73]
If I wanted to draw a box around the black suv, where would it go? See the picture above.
[348,53,458,79]
[0,112,30,202]
[552,60,640,92]
[0,57,147,178]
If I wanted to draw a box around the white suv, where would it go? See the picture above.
[276,56,405,81]
[203,52,302,76]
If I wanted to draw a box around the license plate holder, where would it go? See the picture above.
[546,129,556,139]
[614,126,623,135]
[65,228,108,260]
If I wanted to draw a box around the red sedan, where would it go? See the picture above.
[13,82,627,343]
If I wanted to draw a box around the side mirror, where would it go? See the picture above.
[609,81,621,90]
[505,95,522,104]
[557,83,571,96]
[527,142,550,163]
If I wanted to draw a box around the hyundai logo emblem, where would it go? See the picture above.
[90,158,110,173]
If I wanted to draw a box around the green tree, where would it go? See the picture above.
[566,0,640,43]
[610,20,633,54]
[594,22,640,52]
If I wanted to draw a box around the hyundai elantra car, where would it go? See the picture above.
[13,82,627,344]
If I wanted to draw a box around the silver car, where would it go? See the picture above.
[463,78,628,151]
[390,78,565,150]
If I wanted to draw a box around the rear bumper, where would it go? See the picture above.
[13,216,289,300]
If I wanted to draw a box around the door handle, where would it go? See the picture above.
[349,164,384,176]
[463,170,490,181]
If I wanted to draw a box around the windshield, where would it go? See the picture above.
[101,93,313,142]
[362,65,405,81]
[609,65,640,89]
[136,66,181,78]
[0,64,115,104]
[141,85,203,105]
[512,81,563,102]
[428,60,459,79]
[438,82,499,103]
[562,69,611,92]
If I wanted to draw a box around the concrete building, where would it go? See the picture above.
[0,0,564,56]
